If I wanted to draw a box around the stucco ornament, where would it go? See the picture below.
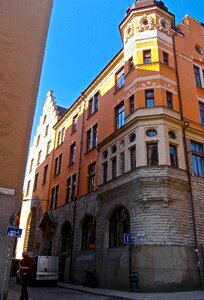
[125,23,134,43]
[138,14,155,32]
[158,17,171,35]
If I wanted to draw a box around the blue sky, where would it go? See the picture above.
[31,0,204,144]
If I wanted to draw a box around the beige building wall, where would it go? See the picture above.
[0,1,53,299]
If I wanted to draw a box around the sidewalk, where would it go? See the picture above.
[58,282,204,300]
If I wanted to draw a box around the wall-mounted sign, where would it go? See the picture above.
[137,231,145,237]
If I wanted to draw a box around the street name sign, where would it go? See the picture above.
[6,226,22,237]
[124,233,133,245]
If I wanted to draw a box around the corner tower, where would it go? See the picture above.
[119,0,175,71]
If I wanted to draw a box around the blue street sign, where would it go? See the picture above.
[124,233,133,245]
[6,226,22,237]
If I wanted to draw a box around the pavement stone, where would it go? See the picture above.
[58,282,204,300]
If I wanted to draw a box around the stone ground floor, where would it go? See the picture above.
[27,167,204,292]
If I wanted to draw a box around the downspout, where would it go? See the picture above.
[69,92,86,283]
[172,32,201,288]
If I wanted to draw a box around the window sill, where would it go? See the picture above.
[113,85,124,95]
[70,129,77,136]
[85,146,97,155]
[68,161,75,167]
[86,109,98,120]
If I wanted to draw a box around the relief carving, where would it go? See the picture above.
[138,14,155,32]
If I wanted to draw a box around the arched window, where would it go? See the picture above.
[82,216,96,250]
[61,222,72,253]
[109,207,130,248]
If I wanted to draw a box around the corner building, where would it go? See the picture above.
[18,0,204,292]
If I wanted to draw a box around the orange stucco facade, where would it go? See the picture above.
[18,0,204,292]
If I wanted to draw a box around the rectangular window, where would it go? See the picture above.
[163,51,169,65]
[166,91,173,109]
[26,180,31,197]
[42,164,48,184]
[194,65,201,87]
[46,140,51,156]
[66,177,71,203]
[36,135,40,146]
[71,174,76,201]
[145,89,154,108]
[87,129,92,152]
[103,162,108,183]
[169,145,178,167]
[45,124,49,137]
[129,56,134,70]
[199,102,204,126]
[88,162,96,192]
[92,124,98,148]
[130,146,136,170]
[51,185,59,210]
[69,142,76,164]
[29,159,34,173]
[143,50,151,64]
[57,127,65,146]
[37,150,42,165]
[112,157,117,179]
[88,92,99,117]
[86,124,98,151]
[129,95,134,113]
[116,103,125,129]
[191,141,204,177]
[72,114,78,133]
[147,143,158,166]
[116,68,124,90]
[54,153,62,176]
[33,173,39,191]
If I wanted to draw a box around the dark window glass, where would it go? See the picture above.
[112,157,117,179]
[33,173,39,191]
[94,92,99,112]
[194,66,201,87]
[51,185,59,210]
[72,114,78,133]
[70,142,76,164]
[82,217,96,250]
[199,102,204,126]
[129,95,134,113]
[29,159,34,173]
[143,50,151,64]
[191,141,204,176]
[89,98,93,116]
[168,131,177,139]
[87,129,92,151]
[145,90,154,107]
[88,92,99,116]
[26,180,31,196]
[46,140,51,156]
[163,51,169,65]
[66,177,71,203]
[146,129,157,137]
[147,143,158,166]
[45,124,49,136]
[109,207,130,248]
[166,91,173,109]
[116,69,125,90]
[169,145,178,167]
[129,56,134,70]
[71,174,76,201]
[54,154,62,176]
[103,162,108,183]
[130,146,136,170]
[43,165,48,184]
[93,124,98,148]
[120,152,125,174]
[116,103,125,129]
[61,222,72,253]
[88,162,96,192]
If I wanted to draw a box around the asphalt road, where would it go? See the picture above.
[7,277,118,300]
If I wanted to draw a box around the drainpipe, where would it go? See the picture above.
[172,33,201,288]
[69,92,86,283]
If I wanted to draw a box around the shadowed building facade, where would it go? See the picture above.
[17,0,204,292]
[0,1,53,298]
